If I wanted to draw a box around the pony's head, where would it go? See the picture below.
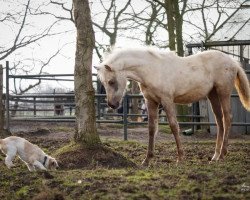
[95,64,127,109]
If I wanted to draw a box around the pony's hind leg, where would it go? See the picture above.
[208,88,224,161]
[162,100,184,162]
[142,99,159,166]
[218,93,232,160]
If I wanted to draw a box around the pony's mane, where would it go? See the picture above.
[103,47,176,70]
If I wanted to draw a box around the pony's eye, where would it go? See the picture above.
[108,80,115,86]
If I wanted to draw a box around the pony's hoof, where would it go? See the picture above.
[209,160,215,164]
[209,156,223,164]
[176,160,184,166]
[177,155,184,163]
[218,155,225,161]
[141,159,149,167]
[210,153,220,162]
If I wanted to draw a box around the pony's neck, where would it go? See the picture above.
[125,69,145,84]
[112,49,167,84]
[121,57,155,84]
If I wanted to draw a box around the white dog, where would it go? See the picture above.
[0,136,58,171]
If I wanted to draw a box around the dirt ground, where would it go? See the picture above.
[0,121,249,200]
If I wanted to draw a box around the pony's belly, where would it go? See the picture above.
[174,91,207,104]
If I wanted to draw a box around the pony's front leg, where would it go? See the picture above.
[142,99,159,166]
[163,101,184,162]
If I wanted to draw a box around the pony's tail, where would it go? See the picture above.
[235,63,250,111]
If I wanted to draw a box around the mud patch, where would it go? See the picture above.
[32,188,65,200]
[15,128,51,137]
[222,175,239,185]
[188,172,210,183]
[56,143,137,169]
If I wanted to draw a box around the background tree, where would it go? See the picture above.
[184,0,241,42]
[151,0,187,56]
[92,0,132,60]
[0,0,60,61]
[1,0,74,119]
[73,0,100,145]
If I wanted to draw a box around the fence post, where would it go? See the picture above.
[5,61,10,131]
[34,97,36,117]
[0,65,3,132]
[123,94,128,140]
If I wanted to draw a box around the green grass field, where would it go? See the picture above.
[0,128,249,200]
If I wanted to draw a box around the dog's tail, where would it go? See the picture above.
[235,63,250,111]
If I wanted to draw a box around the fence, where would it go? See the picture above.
[3,49,250,139]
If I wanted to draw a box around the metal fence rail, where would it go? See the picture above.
[3,51,250,140]
[5,92,250,140]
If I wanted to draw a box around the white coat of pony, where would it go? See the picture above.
[96,47,250,165]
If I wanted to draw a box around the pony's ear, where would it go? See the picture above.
[104,65,112,72]
[94,66,100,71]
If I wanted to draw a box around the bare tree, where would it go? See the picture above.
[73,0,100,145]
[183,0,241,42]
[1,0,73,118]
[92,0,132,60]
[150,0,187,56]
[127,0,166,46]
[0,0,62,61]
[34,0,74,23]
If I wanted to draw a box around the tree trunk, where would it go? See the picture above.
[73,0,100,145]
[164,0,188,120]
[173,1,184,56]
[165,0,175,51]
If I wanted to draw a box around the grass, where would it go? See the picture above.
[0,136,249,200]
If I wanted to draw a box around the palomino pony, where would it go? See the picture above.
[95,47,250,166]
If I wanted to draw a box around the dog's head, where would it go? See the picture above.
[46,157,59,170]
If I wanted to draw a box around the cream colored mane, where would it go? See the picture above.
[101,47,176,71]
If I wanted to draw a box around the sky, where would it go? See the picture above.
[0,0,244,92]
[0,0,151,92]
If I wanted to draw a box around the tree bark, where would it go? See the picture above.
[173,1,184,56]
[165,0,176,51]
[73,0,100,145]
[164,0,188,119]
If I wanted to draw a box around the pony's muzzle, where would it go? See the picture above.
[108,101,119,109]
